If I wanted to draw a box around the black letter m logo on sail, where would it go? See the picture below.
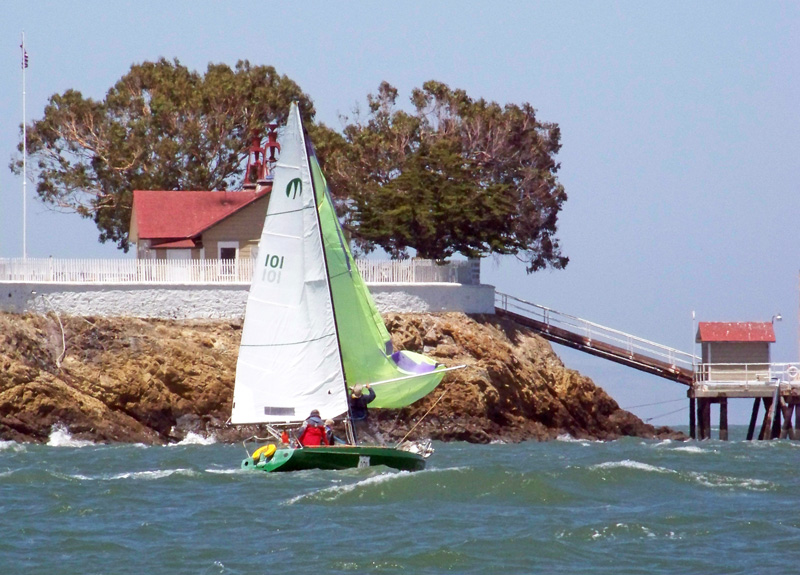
[286,178,302,199]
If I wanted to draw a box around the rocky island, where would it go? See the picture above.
[0,311,683,444]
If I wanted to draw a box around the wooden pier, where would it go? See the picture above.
[690,322,798,440]
[495,293,800,441]
[690,375,800,440]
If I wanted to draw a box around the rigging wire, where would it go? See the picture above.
[622,398,685,410]
[395,389,448,447]
[645,405,688,422]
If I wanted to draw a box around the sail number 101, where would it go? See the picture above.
[262,254,285,283]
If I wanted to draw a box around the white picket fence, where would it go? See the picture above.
[0,257,479,285]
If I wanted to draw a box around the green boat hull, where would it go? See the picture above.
[242,445,426,473]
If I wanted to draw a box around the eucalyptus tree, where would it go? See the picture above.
[324,81,568,272]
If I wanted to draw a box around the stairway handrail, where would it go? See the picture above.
[495,292,699,367]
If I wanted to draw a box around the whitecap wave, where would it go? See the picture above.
[689,471,773,491]
[0,440,26,452]
[284,471,410,505]
[110,469,198,480]
[592,460,676,474]
[671,445,711,454]
[170,432,217,446]
[557,522,684,541]
[63,473,94,481]
[46,424,94,448]
[556,434,593,445]
[64,468,198,481]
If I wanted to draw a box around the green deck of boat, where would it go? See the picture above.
[242,445,426,473]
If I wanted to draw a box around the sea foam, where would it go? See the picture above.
[46,424,95,448]
[672,445,712,454]
[0,440,26,452]
[170,432,217,446]
[591,459,676,474]
[66,468,198,481]
[284,471,410,505]
[556,434,594,445]
[688,471,774,491]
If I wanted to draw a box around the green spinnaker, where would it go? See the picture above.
[308,150,445,409]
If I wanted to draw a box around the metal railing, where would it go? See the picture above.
[694,362,800,385]
[0,257,477,285]
[0,258,255,284]
[495,292,698,369]
[356,258,474,283]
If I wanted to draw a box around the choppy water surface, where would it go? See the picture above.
[3,426,800,574]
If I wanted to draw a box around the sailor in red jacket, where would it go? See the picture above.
[297,410,330,447]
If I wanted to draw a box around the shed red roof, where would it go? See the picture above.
[696,322,775,343]
[131,189,269,241]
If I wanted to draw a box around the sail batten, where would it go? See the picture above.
[261,206,313,218]
[239,332,337,348]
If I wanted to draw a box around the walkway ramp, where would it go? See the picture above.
[495,293,696,385]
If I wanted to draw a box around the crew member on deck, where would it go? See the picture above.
[348,384,376,443]
[325,419,346,445]
[297,409,329,447]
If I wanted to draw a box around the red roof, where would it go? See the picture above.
[696,322,775,343]
[131,189,269,241]
[151,239,196,249]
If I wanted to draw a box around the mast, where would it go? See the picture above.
[20,32,28,260]
[298,112,358,443]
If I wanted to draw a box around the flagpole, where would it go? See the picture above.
[21,31,28,260]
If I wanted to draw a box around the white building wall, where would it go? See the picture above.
[369,283,494,314]
[1,282,495,319]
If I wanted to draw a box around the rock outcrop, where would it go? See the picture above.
[0,311,683,444]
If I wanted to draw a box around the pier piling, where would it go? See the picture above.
[691,383,800,441]
[719,398,728,440]
[746,398,760,440]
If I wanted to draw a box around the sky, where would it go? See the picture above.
[2,1,799,426]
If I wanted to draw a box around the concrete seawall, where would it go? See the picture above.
[1,282,495,319]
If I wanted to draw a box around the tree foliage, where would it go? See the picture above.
[11,59,315,251]
[13,65,568,272]
[324,81,568,272]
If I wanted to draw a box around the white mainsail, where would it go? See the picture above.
[231,104,347,424]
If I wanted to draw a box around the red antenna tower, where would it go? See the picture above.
[243,124,281,189]
[264,123,280,171]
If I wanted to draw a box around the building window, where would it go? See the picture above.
[217,242,239,278]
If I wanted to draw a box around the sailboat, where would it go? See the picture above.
[231,103,458,472]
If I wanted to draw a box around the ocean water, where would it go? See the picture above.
[3,426,800,574]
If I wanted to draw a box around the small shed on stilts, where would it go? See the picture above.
[690,321,800,440]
